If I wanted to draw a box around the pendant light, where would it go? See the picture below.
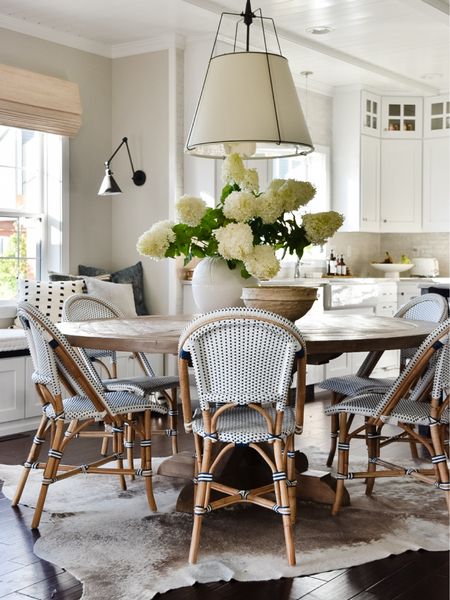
[185,0,314,159]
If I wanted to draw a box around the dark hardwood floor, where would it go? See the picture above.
[0,395,448,600]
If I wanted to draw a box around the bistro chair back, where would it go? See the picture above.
[178,307,307,566]
[327,318,450,515]
[63,294,179,456]
[12,302,160,528]
[320,293,448,466]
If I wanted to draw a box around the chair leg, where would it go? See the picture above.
[31,418,65,529]
[100,425,109,456]
[168,389,178,455]
[326,392,342,467]
[273,440,296,566]
[12,415,49,507]
[125,416,135,480]
[332,412,350,516]
[429,421,450,512]
[141,410,157,512]
[286,436,297,524]
[365,424,379,496]
[189,437,213,564]
[112,423,127,491]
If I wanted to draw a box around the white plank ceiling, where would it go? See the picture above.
[0,0,447,94]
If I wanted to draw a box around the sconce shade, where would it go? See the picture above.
[185,52,313,159]
[98,168,122,195]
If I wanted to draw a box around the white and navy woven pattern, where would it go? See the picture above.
[325,392,449,426]
[325,319,450,423]
[18,302,110,411]
[431,336,450,401]
[192,405,296,444]
[105,374,180,395]
[63,295,181,418]
[179,307,305,412]
[318,293,448,398]
[319,375,395,396]
[63,294,121,368]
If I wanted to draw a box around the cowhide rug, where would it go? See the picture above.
[0,448,448,599]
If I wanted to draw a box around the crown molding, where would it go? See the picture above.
[111,33,185,58]
[0,14,111,57]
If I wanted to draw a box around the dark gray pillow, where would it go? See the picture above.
[48,271,84,282]
[78,262,149,315]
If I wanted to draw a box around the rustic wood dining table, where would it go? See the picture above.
[58,312,437,508]
[58,312,436,364]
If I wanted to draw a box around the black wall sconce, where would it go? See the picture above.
[98,137,146,195]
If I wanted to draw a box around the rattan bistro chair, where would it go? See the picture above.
[319,293,448,466]
[12,302,165,529]
[63,294,180,460]
[326,318,450,516]
[178,308,307,566]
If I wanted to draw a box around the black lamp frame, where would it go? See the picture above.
[103,137,146,189]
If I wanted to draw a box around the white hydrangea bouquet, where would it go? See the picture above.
[137,154,344,280]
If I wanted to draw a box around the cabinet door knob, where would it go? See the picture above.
[383,219,387,223]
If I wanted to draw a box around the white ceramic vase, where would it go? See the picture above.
[191,256,257,313]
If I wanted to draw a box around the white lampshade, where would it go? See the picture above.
[185,51,313,159]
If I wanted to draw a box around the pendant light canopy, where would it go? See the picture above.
[185,1,313,159]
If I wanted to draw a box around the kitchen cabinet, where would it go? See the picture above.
[380,139,422,232]
[361,91,381,137]
[422,137,450,233]
[360,135,380,230]
[424,95,450,138]
[333,88,380,232]
[397,281,423,308]
[381,96,423,139]
[333,89,422,233]
[0,356,25,423]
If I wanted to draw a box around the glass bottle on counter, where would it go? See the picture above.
[329,249,337,276]
[339,254,347,276]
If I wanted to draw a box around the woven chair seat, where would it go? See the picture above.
[104,374,180,395]
[192,405,296,444]
[85,348,116,360]
[318,375,395,396]
[325,391,449,426]
[44,390,168,422]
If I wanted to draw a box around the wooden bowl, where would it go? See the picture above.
[241,285,318,322]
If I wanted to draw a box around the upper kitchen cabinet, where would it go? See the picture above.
[381,97,423,139]
[380,139,422,232]
[424,95,450,138]
[422,137,450,232]
[361,91,381,137]
[422,95,450,232]
[333,87,381,232]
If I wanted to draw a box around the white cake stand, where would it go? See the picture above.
[370,263,414,278]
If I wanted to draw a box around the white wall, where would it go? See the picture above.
[111,49,185,315]
[0,27,113,272]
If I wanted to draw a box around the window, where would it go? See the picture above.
[0,126,65,299]
[271,146,330,260]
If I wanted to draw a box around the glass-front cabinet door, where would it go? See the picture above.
[381,97,423,139]
[424,95,450,138]
[361,91,381,137]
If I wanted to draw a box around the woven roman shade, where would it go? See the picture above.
[0,63,82,137]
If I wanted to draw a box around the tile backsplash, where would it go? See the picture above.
[328,232,449,277]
